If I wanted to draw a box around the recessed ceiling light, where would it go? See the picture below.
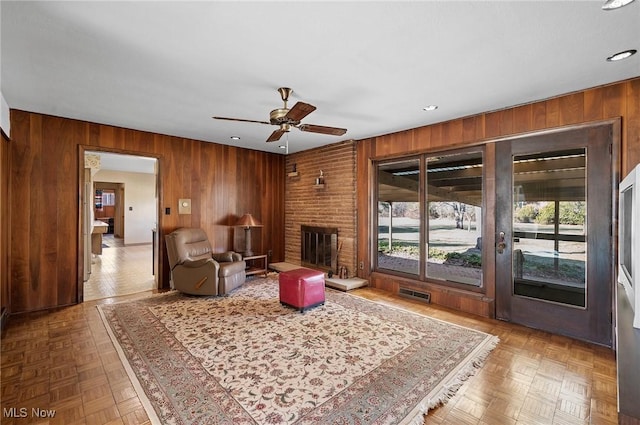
[422,105,438,111]
[602,0,636,10]
[230,136,241,140]
[606,49,637,62]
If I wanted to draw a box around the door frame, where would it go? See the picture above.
[77,146,162,303]
[494,119,620,346]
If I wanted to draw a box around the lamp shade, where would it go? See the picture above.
[235,213,263,228]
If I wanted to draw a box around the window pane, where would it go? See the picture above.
[426,152,483,286]
[512,149,586,307]
[377,159,420,275]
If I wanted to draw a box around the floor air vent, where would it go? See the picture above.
[398,288,431,303]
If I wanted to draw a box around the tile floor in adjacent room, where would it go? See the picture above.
[83,234,156,301]
[1,240,619,425]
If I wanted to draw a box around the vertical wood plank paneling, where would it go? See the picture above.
[373,135,390,158]
[414,126,431,150]
[41,118,60,308]
[497,109,514,137]
[512,104,533,134]
[603,83,625,120]
[462,117,478,142]
[179,139,194,230]
[484,111,502,139]
[55,117,73,305]
[559,92,584,125]
[134,129,154,153]
[442,120,464,146]
[9,110,285,312]
[60,118,84,305]
[584,87,604,122]
[260,154,284,261]
[406,129,419,153]
[28,115,44,310]
[1,131,11,316]
[88,122,100,145]
[545,97,561,128]
[430,123,443,149]
[199,143,215,242]
[9,112,30,311]
[532,101,547,129]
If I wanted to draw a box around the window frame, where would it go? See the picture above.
[373,146,486,294]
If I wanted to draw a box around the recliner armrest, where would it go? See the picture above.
[218,260,246,277]
[212,252,235,263]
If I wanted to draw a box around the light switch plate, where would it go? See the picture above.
[178,198,191,215]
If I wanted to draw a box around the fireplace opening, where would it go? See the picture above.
[301,225,338,273]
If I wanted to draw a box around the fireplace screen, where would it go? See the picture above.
[301,225,338,272]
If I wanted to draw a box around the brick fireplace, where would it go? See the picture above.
[284,140,357,277]
[301,225,338,273]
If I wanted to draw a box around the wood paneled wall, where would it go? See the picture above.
[1,130,10,323]
[356,77,640,317]
[9,110,285,313]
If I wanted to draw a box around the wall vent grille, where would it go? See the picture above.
[398,287,431,303]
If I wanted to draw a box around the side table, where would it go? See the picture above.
[243,254,268,277]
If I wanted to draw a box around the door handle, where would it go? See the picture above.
[497,231,506,254]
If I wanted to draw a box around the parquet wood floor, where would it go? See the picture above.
[1,270,618,424]
[354,290,618,425]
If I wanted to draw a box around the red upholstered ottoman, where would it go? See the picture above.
[279,268,325,313]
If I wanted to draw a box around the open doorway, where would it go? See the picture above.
[83,151,158,300]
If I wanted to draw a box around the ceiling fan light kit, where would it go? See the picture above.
[213,87,347,144]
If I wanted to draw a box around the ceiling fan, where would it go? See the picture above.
[213,87,347,143]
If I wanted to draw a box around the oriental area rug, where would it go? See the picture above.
[98,276,498,425]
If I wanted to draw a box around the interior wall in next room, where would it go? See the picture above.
[285,140,357,277]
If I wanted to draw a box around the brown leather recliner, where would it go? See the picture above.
[165,227,246,296]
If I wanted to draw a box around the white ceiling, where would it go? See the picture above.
[2,1,639,155]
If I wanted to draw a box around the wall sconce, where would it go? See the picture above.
[316,170,325,185]
[234,213,263,257]
[288,163,299,178]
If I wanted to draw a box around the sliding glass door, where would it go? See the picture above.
[376,158,421,276]
[375,149,484,289]
[425,152,483,287]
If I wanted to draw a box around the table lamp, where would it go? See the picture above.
[235,213,262,257]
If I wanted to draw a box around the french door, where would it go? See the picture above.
[495,123,616,346]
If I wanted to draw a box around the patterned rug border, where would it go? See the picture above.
[97,304,164,425]
[98,277,499,425]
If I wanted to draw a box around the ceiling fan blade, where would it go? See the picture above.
[266,129,286,143]
[298,123,347,136]
[285,102,316,122]
[212,116,270,125]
